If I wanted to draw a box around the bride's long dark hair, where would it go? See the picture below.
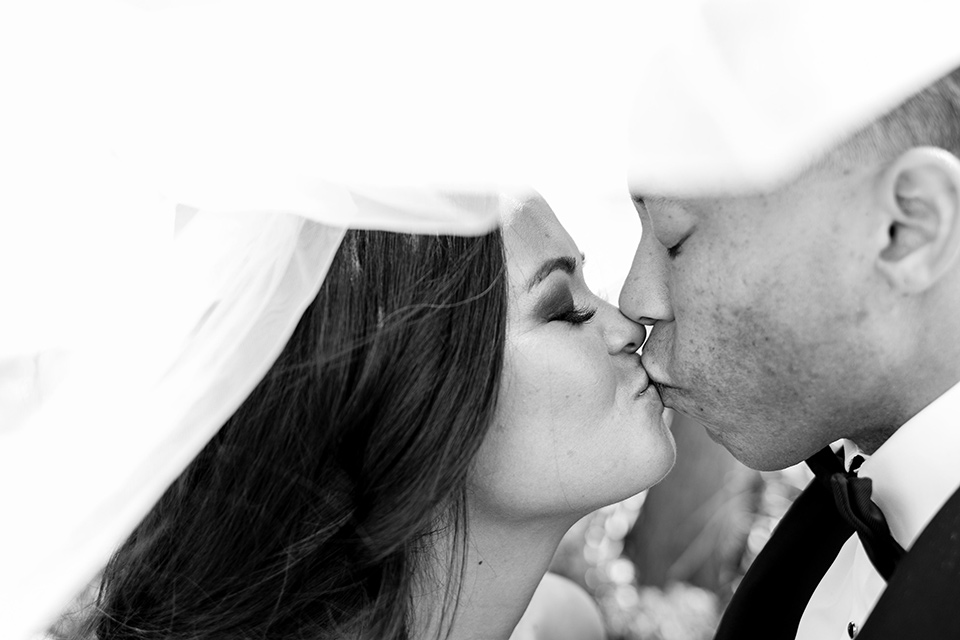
[89,228,507,639]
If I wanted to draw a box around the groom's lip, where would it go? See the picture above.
[640,352,671,388]
[640,352,676,403]
[651,381,679,411]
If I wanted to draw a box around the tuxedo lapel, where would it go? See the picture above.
[857,483,960,639]
[714,471,854,640]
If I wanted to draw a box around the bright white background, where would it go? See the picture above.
[541,187,643,304]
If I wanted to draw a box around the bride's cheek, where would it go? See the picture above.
[548,359,611,413]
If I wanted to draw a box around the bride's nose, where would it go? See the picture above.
[598,300,646,355]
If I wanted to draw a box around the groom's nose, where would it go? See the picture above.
[619,233,674,326]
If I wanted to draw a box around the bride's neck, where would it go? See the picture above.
[415,511,577,640]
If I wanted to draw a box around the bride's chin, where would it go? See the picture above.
[634,400,668,436]
[640,417,678,487]
[662,422,679,469]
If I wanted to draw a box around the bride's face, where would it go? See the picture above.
[470,195,676,522]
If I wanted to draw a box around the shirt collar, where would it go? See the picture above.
[840,439,864,472]
[852,380,960,549]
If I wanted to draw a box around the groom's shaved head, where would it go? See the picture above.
[830,68,960,166]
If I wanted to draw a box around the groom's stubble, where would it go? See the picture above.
[622,156,911,471]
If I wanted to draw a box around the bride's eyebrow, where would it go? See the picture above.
[526,253,585,291]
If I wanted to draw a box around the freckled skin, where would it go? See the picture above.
[470,195,675,521]
[622,161,907,471]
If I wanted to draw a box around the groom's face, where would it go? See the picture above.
[621,162,898,470]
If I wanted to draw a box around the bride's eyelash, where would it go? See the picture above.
[553,304,597,325]
[537,285,596,326]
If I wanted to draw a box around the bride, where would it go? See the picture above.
[87,193,675,640]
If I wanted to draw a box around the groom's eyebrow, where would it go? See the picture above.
[631,192,670,212]
[527,254,583,291]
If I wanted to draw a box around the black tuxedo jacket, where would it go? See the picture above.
[714,456,960,639]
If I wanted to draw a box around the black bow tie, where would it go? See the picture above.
[808,447,905,581]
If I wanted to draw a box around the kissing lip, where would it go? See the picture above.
[640,362,673,404]
[639,351,671,390]
[634,368,651,397]
[634,360,664,400]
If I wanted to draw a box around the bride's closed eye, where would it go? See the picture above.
[538,287,597,326]
[555,303,597,325]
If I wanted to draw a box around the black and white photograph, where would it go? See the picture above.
[3,1,960,639]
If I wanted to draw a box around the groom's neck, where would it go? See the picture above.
[852,362,960,455]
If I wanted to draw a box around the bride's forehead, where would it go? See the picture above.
[501,195,574,253]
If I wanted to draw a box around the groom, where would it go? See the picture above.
[619,8,960,640]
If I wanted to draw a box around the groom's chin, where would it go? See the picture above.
[720,436,813,472]
[701,424,725,447]
[665,396,818,471]
[689,419,747,460]
[674,414,807,472]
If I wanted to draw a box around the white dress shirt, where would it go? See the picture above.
[796,381,960,640]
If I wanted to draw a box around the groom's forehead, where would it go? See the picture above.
[632,184,807,219]
[630,191,715,219]
[631,192,683,212]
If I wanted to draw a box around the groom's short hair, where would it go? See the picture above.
[836,66,960,163]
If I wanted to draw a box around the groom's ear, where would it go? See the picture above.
[875,146,960,293]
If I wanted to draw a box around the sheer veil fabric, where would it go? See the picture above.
[0,192,500,640]
[627,0,960,196]
[2,1,634,633]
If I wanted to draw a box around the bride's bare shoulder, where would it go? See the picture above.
[511,572,605,640]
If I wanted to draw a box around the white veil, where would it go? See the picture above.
[0,190,500,640]
[2,1,649,634]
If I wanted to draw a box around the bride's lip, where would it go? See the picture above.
[635,377,661,404]
[634,367,653,397]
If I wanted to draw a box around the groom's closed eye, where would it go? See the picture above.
[666,233,691,259]
[631,194,696,258]
[631,193,671,213]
